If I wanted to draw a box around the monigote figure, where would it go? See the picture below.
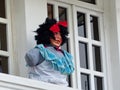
[25,18,74,86]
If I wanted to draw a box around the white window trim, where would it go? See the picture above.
[55,0,104,12]
[6,0,15,74]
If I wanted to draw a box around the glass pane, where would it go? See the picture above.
[47,4,54,19]
[61,40,71,87]
[78,0,96,4]
[0,23,7,51]
[67,75,71,87]
[94,76,103,90]
[0,56,8,73]
[90,16,100,41]
[92,45,102,72]
[0,0,6,18]
[77,12,86,37]
[81,73,90,90]
[58,6,67,21]
[79,42,88,69]
[59,6,69,51]
[61,39,69,52]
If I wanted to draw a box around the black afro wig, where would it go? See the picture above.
[35,18,69,46]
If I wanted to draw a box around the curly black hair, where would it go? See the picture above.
[35,18,68,46]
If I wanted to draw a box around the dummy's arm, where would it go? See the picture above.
[25,48,44,66]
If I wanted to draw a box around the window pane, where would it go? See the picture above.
[61,39,69,52]
[81,73,90,90]
[58,6,67,21]
[0,0,6,18]
[47,4,54,19]
[0,56,8,73]
[78,0,96,4]
[0,23,7,51]
[79,42,88,69]
[77,12,86,37]
[59,6,68,51]
[90,16,100,41]
[94,76,103,90]
[92,45,102,72]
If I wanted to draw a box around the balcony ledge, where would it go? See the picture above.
[0,73,78,90]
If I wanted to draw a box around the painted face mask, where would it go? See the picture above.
[50,32,62,47]
[49,21,67,47]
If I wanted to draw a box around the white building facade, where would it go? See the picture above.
[0,0,120,90]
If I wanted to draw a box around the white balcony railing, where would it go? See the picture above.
[0,73,78,90]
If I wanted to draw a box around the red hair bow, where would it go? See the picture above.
[50,21,67,33]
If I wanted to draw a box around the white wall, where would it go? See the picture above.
[11,0,47,77]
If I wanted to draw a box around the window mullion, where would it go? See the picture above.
[87,12,95,90]
[90,73,95,90]
[87,13,93,71]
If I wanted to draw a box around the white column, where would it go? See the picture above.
[25,0,47,49]
[11,0,47,77]
[104,0,120,90]
[24,0,47,77]
[11,0,27,76]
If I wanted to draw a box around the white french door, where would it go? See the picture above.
[73,6,107,90]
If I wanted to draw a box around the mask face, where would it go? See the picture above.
[50,32,62,47]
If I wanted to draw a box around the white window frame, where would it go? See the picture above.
[0,0,14,74]
[73,6,107,90]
